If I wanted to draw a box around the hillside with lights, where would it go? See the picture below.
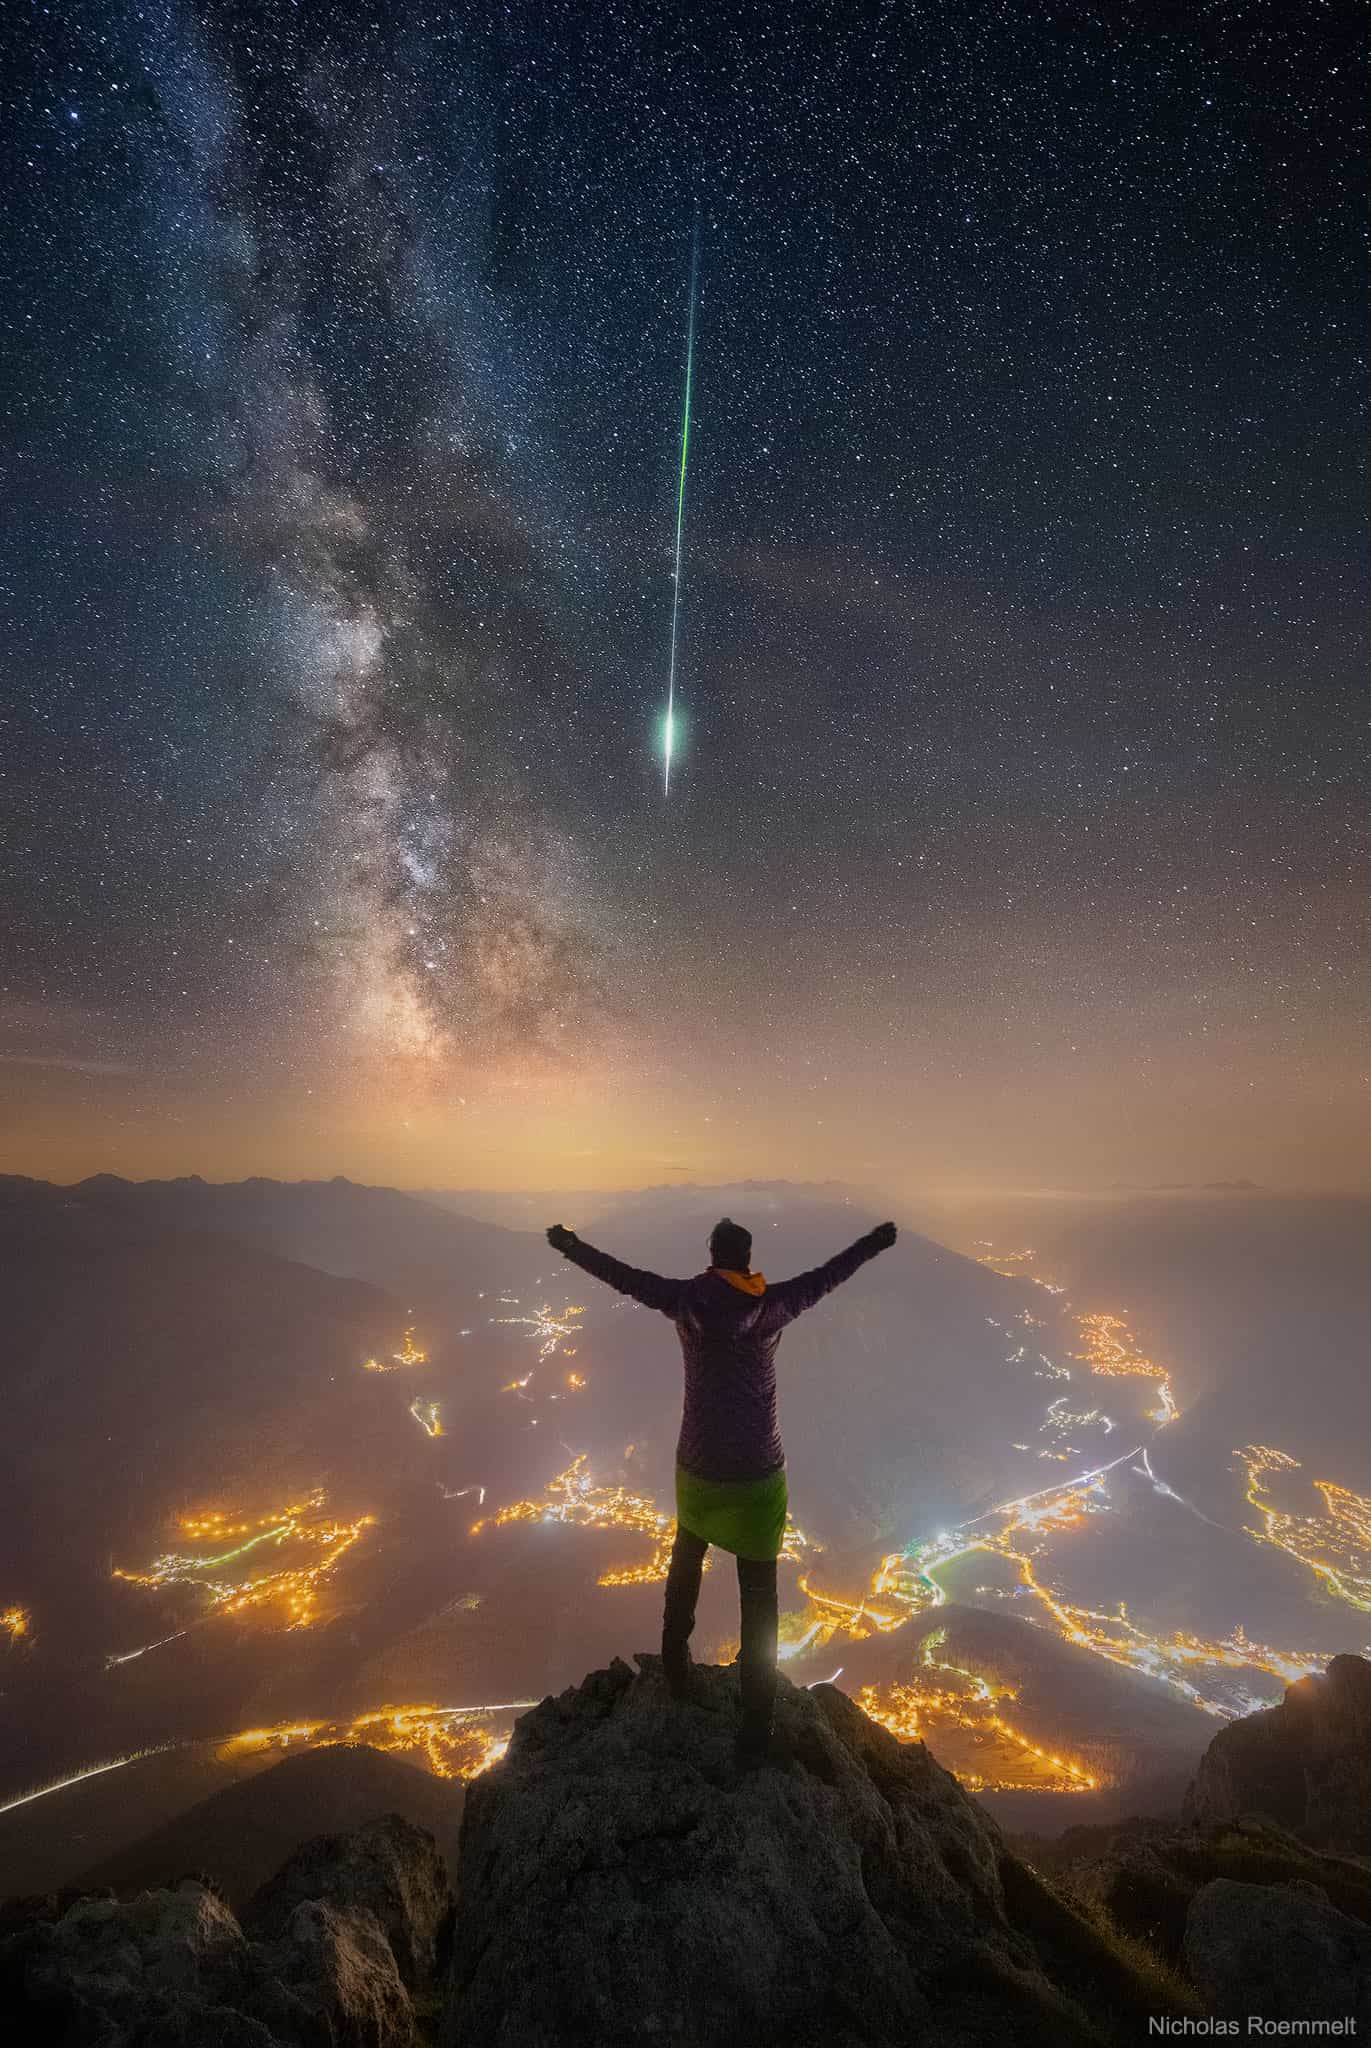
[3,1176,1371,1904]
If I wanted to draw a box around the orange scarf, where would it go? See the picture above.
[711,1266,767,1295]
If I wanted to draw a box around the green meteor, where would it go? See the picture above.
[662,227,699,796]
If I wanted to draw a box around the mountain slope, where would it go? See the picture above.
[9,1172,539,1324]
[443,1652,1190,2046]
[73,1742,464,1908]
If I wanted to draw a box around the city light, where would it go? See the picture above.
[494,1300,585,1363]
[363,1326,428,1372]
[68,1287,1371,1808]
[1073,1312,1179,1424]
[1240,1446,1371,1612]
[113,1489,375,1631]
[472,1452,816,1586]
[222,1698,541,1781]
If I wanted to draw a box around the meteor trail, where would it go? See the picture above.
[662,226,699,796]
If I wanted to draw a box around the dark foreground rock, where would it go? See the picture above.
[1184,1875,1371,2029]
[442,1652,1192,2048]
[1183,1651,1371,1852]
[0,1809,452,2047]
[1058,1811,1371,1972]
[245,1813,452,1991]
[1029,1659,1371,2020]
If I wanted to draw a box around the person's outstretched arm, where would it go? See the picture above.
[764,1221,896,1327]
[545,1225,685,1316]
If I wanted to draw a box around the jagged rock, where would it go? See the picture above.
[1056,1813,1371,1969]
[1184,1876,1371,2026]
[1183,1653,1371,1851]
[250,1898,415,2047]
[0,1887,117,1940]
[1049,1662,1371,1975]
[244,1813,452,1990]
[440,1652,1191,2048]
[0,1878,256,2045]
[0,1869,415,2047]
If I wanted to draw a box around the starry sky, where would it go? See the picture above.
[2,0,1367,1196]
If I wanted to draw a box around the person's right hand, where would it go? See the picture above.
[869,1220,897,1250]
[546,1223,578,1254]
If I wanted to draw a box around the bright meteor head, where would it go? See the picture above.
[660,705,682,792]
[660,223,699,798]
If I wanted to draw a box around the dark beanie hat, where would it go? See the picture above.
[709,1216,752,1269]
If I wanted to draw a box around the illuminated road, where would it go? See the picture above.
[469,1451,814,1586]
[853,1626,1098,1792]
[15,1289,1371,1818]
[410,1397,444,1437]
[977,1243,1180,1435]
[0,1745,178,1820]
[451,1255,1370,1790]
[867,1458,1359,1724]
[220,1696,543,1780]
[112,1489,375,1636]
[495,1300,585,1364]
[1073,1312,1178,1425]
[0,1691,545,1818]
[1240,1445,1371,1613]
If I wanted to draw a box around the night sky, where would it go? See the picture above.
[3,1,1367,1195]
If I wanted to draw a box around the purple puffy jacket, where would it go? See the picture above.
[554,1230,889,1482]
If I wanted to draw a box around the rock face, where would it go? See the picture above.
[442,1653,1189,2048]
[0,1811,451,2047]
[268,1897,413,2046]
[1061,1812,1371,1970]
[1183,1652,1371,1851]
[1184,1876,1371,2029]
[244,1813,452,1991]
[1045,1656,1371,1981]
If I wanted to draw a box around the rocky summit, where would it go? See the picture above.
[1183,1649,1371,1852]
[9,1654,1371,2044]
[443,1652,1183,2048]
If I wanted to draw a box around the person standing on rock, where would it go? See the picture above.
[544,1213,898,1767]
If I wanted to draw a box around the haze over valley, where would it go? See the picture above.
[5,1173,1369,1896]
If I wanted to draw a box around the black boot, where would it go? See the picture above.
[662,1525,707,1699]
[736,1552,779,1767]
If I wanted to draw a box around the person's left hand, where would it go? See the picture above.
[547,1223,578,1253]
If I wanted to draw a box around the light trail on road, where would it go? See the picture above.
[0,1744,178,1818]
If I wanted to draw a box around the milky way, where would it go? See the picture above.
[178,4,617,1092]
[2,0,1368,1188]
